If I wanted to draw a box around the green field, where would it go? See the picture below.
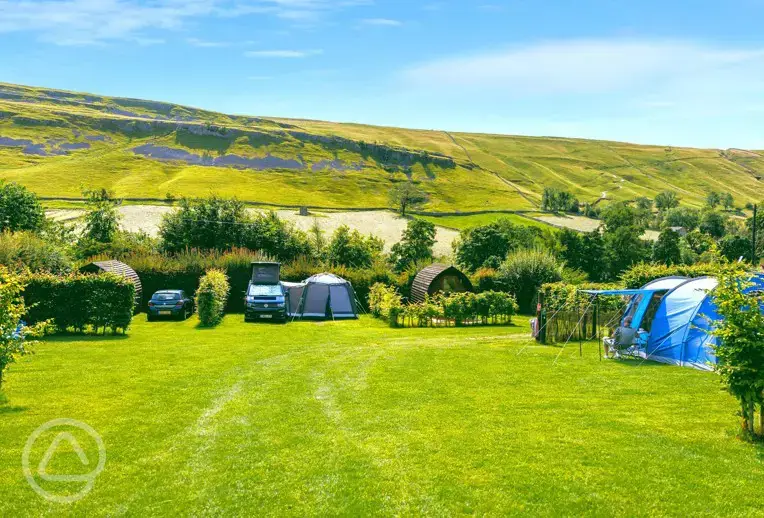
[1,317,762,516]
[1,82,762,213]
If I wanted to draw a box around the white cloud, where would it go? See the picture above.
[0,0,370,44]
[361,18,402,26]
[186,37,231,48]
[402,39,764,95]
[244,49,322,58]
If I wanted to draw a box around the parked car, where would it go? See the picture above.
[245,262,287,323]
[147,290,194,321]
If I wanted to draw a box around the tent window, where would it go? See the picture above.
[641,291,667,332]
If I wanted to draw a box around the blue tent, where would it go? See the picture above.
[582,274,764,370]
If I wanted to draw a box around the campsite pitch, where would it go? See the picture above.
[0,317,762,515]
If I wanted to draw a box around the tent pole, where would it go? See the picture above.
[596,296,602,362]
[578,305,583,357]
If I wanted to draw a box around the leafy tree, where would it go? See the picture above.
[652,228,681,265]
[308,219,327,260]
[655,191,680,211]
[327,225,383,268]
[495,248,564,313]
[541,187,579,213]
[706,191,722,208]
[0,266,43,391]
[711,271,764,437]
[389,219,436,272]
[635,196,653,211]
[663,207,700,230]
[389,182,428,216]
[160,197,309,260]
[604,226,650,280]
[81,188,121,243]
[699,210,729,239]
[0,182,45,233]
[719,235,752,263]
[454,219,539,271]
[600,202,646,233]
[721,192,735,210]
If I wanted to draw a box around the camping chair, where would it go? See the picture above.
[603,331,645,359]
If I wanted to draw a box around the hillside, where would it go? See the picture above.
[0,82,762,212]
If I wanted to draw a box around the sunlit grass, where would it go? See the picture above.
[0,316,761,515]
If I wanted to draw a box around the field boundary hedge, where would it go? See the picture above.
[23,272,135,334]
[369,283,518,328]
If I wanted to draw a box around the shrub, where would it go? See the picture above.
[620,262,740,289]
[711,270,764,438]
[454,219,540,272]
[0,181,45,233]
[326,225,383,268]
[369,283,517,328]
[0,231,72,274]
[196,269,230,327]
[496,249,564,314]
[0,266,44,391]
[23,272,135,334]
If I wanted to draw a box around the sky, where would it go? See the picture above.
[2,0,764,149]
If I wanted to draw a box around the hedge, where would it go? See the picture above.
[23,272,135,334]
[369,283,518,328]
[620,262,740,289]
[196,269,230,327]
[101,250,410,313]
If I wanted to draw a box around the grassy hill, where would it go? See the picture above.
[0,82,761,212]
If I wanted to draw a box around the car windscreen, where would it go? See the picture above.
[248,285,282,297]
[153,293,181,301]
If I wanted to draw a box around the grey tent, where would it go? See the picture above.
[285,273,358,320]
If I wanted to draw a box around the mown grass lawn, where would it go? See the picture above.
[0,316,762,516]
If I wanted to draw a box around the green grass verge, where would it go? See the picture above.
[1,316,761,515]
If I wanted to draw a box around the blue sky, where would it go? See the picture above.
[2,0,764,149]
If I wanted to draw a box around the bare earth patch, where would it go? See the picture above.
[47,206,460,257]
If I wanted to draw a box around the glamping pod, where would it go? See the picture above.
[79,260,143,309]
[583,274,764,370]
[285,273,358,320]
[410,264,473,303]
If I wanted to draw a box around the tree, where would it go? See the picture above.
[699,211,729,239]
[326,225,383,268]
[603,226,650,280]
[654,191,680,211]
[81,188,121,243]
[0,182,45,233]
[719,235,752,262]
[721,192,735,211]
[600,202,646,233]
[495,249,564,313]
[706,191,721,209]
[711,271,764,438]
[454,219,539,271]
[652,228,681,265]
[308,219,327,260]
[389,219,436,272]
[0,266,41,391]
[541,187,579,213]
[663,207,700,231]
[635,196,653,211]
[388,183,428,216]
[159,197,309,260]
